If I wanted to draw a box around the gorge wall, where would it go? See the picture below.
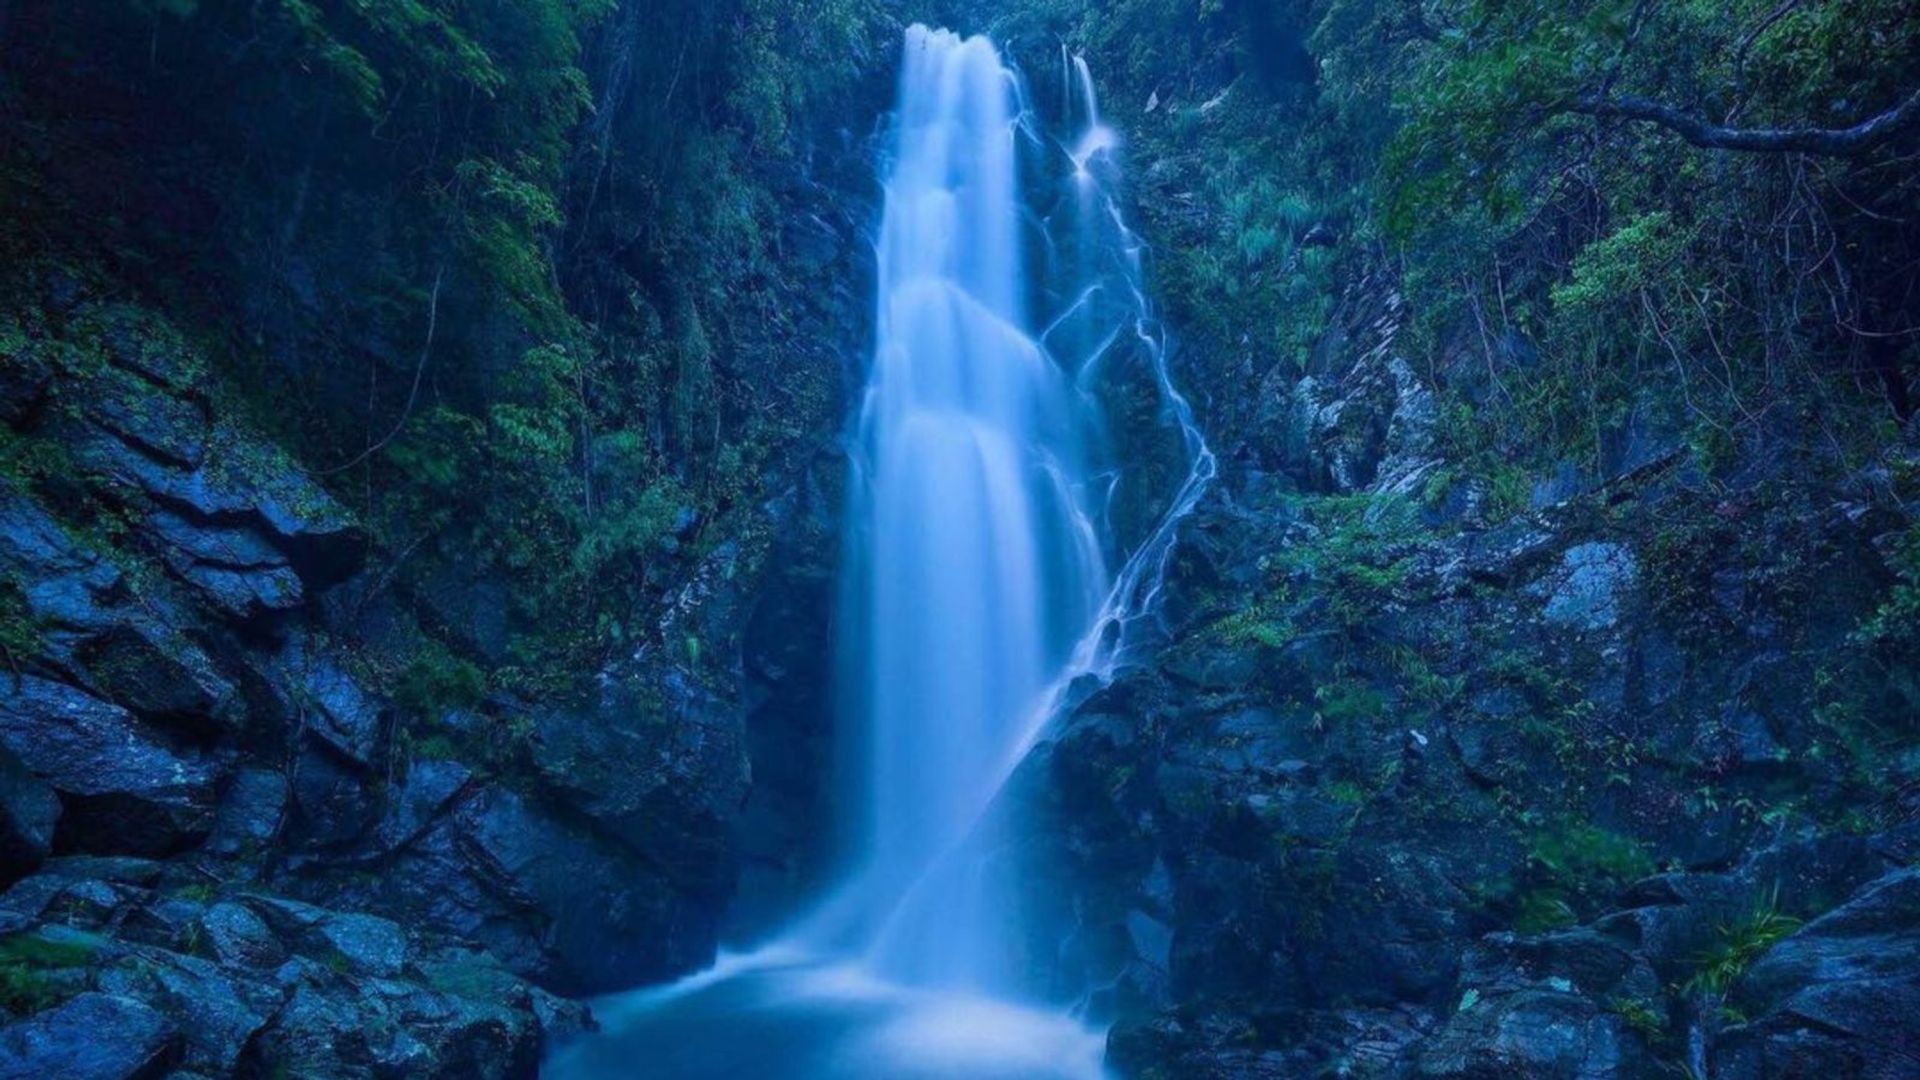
[4,2,1920,1079]
[979,4,1920,1078]
[0,2,886,1073]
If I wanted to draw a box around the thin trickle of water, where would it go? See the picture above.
[1052,41,1217,691]
[544,27,1211,1079]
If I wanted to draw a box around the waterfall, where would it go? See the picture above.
[545,25,1211,1079]
[834,23,1109,991]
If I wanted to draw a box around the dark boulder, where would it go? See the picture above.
[145,510,303,621]
[70,416,364,587]
[1538,542,1639,633]
[270,645,388,767]
[0,494,240,733]
[0,992,181,1080]
[425,783,718,992]
[197,901,286,971]
[73,303,209,396]
[1108,1005,1435,1080]
[370,758,474,853]
[1406,926,1663,1079]
[264,646,390,851]
[1414,986,1642,1080]
[0,678,216,855]
[247,896,410,978]
[0,857,165,929]
[0,858,581,1079]
[0,749,59,883]
[527,667,747,900]
[80,364,210,470]
[97,954,275,1076]
[304,775,720,995]
[287,742,379,850]
[1715,867,1920,1080]
[413,559,513,666]
[202,767,289,863]
[246,962,538,1080]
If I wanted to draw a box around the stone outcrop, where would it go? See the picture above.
[0,280,799,1072]
[1001,265,1920,1078]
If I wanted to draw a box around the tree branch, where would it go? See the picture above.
[1568,88,1920,156]
[321,264,445,475]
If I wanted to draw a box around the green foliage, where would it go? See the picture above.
[0,962,62,1016]
[1858,524,1920,662]
[1213,602,1296,650]
[0,931,100,1016]
[1275,495,1418,589]
[382,408,486,522]
[1325,779,1369,805]
[1501,818,1654,931]
[1548,212,1689,318]
[4,0,886,685]
[727,0,883,149]
[1377,0,1916,477]
[0,579,41,671]
[572,480,688,583]
[1389,646,1465,708]
[395,640,486,724]
[1218,494,1423,647]
[1530,819,1655,886]
[1685,890,1802,996]
[1024,0,1916,509]
[1486,822,1651,934]
[1313,678,1387,728]
[1512,888,1579,934]
[1611,995,1668,1041]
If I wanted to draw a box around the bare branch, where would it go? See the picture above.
[322,264,446,475]
[1567,88,1920,156]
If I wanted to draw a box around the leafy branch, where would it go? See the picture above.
[1566,88,1920,157]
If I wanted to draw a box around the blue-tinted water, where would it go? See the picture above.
[545,25,1212,1079]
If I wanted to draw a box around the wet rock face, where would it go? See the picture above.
[298,766,727,995]
[0,678,217,856]
[1540,543,1639,632]
[526,670,748,897]
[1716,867,1920,1080]
[0,493,243,737]
[1410,930,1661,1080]
[999,262,1920,1077]
[1257,275,1438,499]
[0,992,182,1080]
[0,279,787,1065]
[0,859,588,1079]
[729,451,845,940]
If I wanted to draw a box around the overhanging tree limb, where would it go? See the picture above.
[1566,87,1920,156]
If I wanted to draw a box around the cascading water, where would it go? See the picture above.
[545,26,1210,1080]
[827,24,1108,992]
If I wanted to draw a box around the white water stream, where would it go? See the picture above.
[546,26,1212,1079]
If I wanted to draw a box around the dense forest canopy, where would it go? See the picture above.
[7,0,1913,680]
[3,0,892,689]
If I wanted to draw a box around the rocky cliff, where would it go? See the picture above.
[961,3,1920,1073]
[4,2,1919,1079]
[0,1,883,1074]
[0,250,864,1076]
[1005,266,1920,1078]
